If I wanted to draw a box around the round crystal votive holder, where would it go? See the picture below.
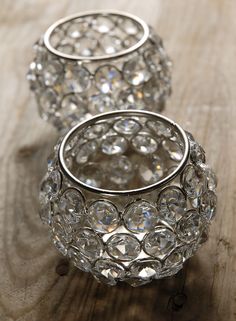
[27,10,172,132]
[39,110,217,287]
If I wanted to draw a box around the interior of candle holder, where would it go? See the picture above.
[60,112,188,193]
[45,11,148,60]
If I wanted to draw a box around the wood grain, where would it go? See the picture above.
[0,0,235,320]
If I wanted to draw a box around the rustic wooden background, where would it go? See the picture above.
[0,0,235,320]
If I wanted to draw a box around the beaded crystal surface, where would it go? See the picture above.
[39,110,217,286]
[28,11,172,132]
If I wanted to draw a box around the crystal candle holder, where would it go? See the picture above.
[39,110,217,287]
[27,11,172,132]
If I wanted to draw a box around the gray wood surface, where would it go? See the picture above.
[0,0,235,320]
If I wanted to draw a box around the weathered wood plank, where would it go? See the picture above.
[0,1,235,320]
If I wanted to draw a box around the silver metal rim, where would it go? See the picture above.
[44,10,150,62]
[58,110,190,196]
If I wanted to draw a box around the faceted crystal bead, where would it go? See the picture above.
[52,234,68,256]
[107,155,134,185]
[124,200,159,233]
[157,187,187,224]
[99,35,122,55]
[164,249,183,268]
[199,163,217,191]
[144,228,176,258]
[78,163,103,188]
[52,215,73,244]
[74,36,98,56]
[200,190,217,220]
[95,65,122,93]
[83,123,109,139]
[64,64,91,93]
[39,88,57,114]
[162,139,183,162]
[177,210,203,243]
[27,67,38,90]
[123,35,138,49]
[181,165,206,198]
[123,57,151,86]
[65,156,73,169]
[92,259,126,286]
[43,61,63,86]
[132,134,158,154]
[147,120,172,138]
[87,200,120,233]
[74,229,104,260]
[93,16,114,33]
[183,243,196,260]
[40,170,61,201]
[50,28,65,47]
[67,20,89,38]
[144,49,162,71]
[117,88,146,110]
[113,118,141,135]
[139,156,165,185]
[33,42,47,73]
[143,78,167,106]
[57,44,74,55]
[68,246,91,272]
[64,135,78,153]
[185,131,195,142]
[101,135,128,155]
[76,140,97,164]
[60,94,87,124]
[59,188,85,224]
[122,19,139,35]
[107,234,141,261]
[89,93,116,113]
[190,142,206,164]
[47,152,57,171]
[129,259,161,279]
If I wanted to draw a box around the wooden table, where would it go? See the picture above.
[0,1,235,320]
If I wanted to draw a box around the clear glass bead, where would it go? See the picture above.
[123,57,151,86]
[64,64,91,93]
[59,188,85,224]
[181,165,207,198]
[101,135,128,155]
[157,186,187,225]
[92,259,126,286]
[113,118,141,135]
[68,246,91,272]
[107,233,141,261]
[95,65,122,94]
[124,200,159,233]
[132,134,158,154]
[87,200,120,233]
[74,229,104,260]
[139,156,165,185]
[144,227,176,258]
[177,210,203,243]
[107,155,134,185]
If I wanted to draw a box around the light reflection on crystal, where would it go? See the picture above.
[95,65,122,94]
[144,228,176,258]
[132,134,158,154]
[139,156,164,185]
[88,200,120,233]
[101,135,128,155]
[124,200,159,233]
[107,234,141,261]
